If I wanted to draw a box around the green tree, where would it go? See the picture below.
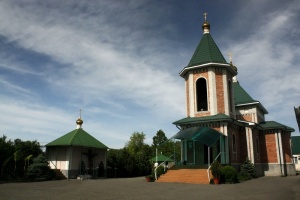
[0,135,14,178]
[107,131,152,177]
[152,130,168,147]
[238,158,256,181]
[13,139,43,177]
[125,132,146,155]
[152,130,181,163]
[0,136,43,180]
[25,154,54,181]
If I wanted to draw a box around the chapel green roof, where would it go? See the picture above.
[291,136,300,154]
[173,113,232,126]
[187,33,227,67]
[46,128,108,149]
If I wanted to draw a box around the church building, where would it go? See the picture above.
[171,15,296,177]
[46,115,108,179]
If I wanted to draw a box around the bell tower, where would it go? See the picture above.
[179,14,237,119]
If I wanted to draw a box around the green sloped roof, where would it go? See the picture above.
[188,33,227,67]
[233,81,268,114]
[46,128,108,149]
[171,126,222,147]
[259,121,295,132]
[291,136,300,154]
[233,81,256,105]
[173,113,232,125]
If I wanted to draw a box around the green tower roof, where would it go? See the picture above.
[188,33,227,67]
[179,21,237,78]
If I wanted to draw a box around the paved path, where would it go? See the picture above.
[0,176,300,200]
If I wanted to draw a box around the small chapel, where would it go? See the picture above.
[46,115,108,179]
[170,15,296,177]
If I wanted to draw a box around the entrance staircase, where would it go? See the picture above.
[53,169,66,180]
[156,165,210,184]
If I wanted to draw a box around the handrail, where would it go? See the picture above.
[154,154,174,180]
[50,160,57,169]
[207,152,222,182]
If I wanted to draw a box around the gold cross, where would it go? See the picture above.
[203,12,208,21]
[79,109,82,119]
[228,52,233,63]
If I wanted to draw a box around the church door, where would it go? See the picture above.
[186,140,195,164]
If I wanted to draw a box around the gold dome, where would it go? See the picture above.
[76,118,83,125]
[230,62,238,73]
[202,21,210,31]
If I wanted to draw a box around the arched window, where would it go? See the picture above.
[196,78,208,111]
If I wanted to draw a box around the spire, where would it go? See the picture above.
[76,109,83,129]
[202,12,210,34]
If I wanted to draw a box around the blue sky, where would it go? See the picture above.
[0,0,299,149]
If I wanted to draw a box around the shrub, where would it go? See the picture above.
[155,165,166,179]
[220,165,238,184]
[25,154,55,181]
[145,175,154,182]
[210,160,221,178]
[238,159,256,181]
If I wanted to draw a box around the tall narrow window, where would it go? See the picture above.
[196,78,208,111]
[256,137,259,153]
[232,134,236,152]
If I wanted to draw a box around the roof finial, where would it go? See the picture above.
[228,52,238,73]
[76,109,83,129]
[229,52,233,64]
[202,12,210,34]
[203,12,208,21]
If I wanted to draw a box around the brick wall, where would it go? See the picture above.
[281,132,292,164]
[215,68,225,114]
[237,128,248,163]
[236,114,253,122]
[259,132,278,163]
[228,127,248,164]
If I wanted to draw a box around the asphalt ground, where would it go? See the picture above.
[0,176,300,200]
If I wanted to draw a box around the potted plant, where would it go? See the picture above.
[210,160,221,184]
[145,175,153,182]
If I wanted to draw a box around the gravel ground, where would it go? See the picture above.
[0,176,300,200]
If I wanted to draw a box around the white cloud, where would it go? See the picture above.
[0,0,299,150]
[224,0,300,132]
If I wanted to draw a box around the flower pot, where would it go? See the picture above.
[213,177,220,184]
